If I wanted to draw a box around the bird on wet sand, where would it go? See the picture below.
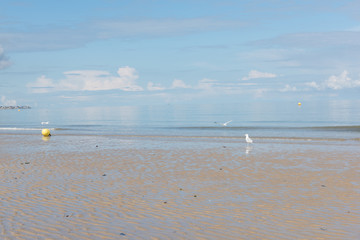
[245,134,253,143]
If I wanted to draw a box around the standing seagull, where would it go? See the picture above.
[245,134,253,143]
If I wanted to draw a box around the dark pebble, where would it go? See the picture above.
[120,233,126,236]
[321,185,326,187]
[102,174,107,176]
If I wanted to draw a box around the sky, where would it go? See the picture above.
[1,0,360,108]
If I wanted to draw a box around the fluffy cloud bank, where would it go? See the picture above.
[280,84,297,92]
[147,82,166,91]
[147,79,194,91]
[307,70,360,90]
[1,96,16,106]
[242,70,277,81]
[28,66,143,93]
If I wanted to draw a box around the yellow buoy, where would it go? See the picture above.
[41,128,51,137]
[298,102,302,106]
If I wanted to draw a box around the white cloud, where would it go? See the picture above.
[305,81,321,90]
[26,75,55,93]
[242,70,277,81]
[147,79,191,91]
[148,78,217,91]
[280,84,297,92]
[28,66,143,92]
[147,82,165,91]
[324,70,360,90]
[59,95,90,101]
[197,78,217,90]
[306,70,360,90]
[62,67,142,91]
[1,96,16,106]
[172,79,191,89]
[0,46,11,70]
[29,75,55,87]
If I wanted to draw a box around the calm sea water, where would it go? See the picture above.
[1,100,360,142]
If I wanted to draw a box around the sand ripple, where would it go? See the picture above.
[1,135,360,239]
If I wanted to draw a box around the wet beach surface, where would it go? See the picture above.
[1,133,359,239]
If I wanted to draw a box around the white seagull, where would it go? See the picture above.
[215,120,232,126]
[222,120,232,126]
[245,134,253,143]
[41,121,49,125]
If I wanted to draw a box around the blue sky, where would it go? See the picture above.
[1,0,360,107]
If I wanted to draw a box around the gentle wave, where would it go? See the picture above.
[306,125,360,131]
[0,127,57,131]
[2,125,360,131]
[128,135,360,142]
[175,125,360,131]
[29,133,360,142]
[0,128,359,141]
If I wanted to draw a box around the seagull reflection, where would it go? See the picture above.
[245,145,253,155]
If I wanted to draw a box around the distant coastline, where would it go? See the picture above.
[0,106,31,110]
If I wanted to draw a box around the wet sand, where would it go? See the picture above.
[1,134,359,239]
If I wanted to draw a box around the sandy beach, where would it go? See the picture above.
[1,133,359,239]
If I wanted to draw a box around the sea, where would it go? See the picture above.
[1,100,359,143]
